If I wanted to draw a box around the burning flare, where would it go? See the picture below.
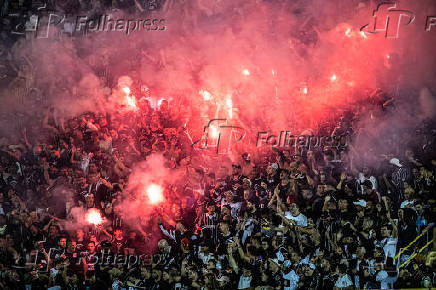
[210,125,219,139]
[122,87,131,95]
[226,97,233,119]
[199,90,212,101]
[86,209,103,225]
[146,184,164,204]
[123,87,137,110]
[330,74,337,82]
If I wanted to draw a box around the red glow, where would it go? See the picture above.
[86,209,103,225]
[146,184,164,204]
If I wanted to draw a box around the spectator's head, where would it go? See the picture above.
[266,164,277,175]
[412,167,420,178]
[58,236,67,249]
[158,239,170,253]
[85,194,95,207]
[140,266,151,279]
[414,202,424,214]
[49,224,60,238]
[176,222,186,233]
[219,221,229,234]
[356,246,366,260]
[337,262,348,274]
[338,198,349,211]
[152,268,162,281]
[268,258,280,273]
[381,224,393,238]
[232,163,241,175]
[242,266,252,277]
[88,241,96,253]
[289,203,300,216]
[361,180,373,194]
[88,172,100,184]
[242,178,251,189]
[67,240,77,252]
[89,234,98,244]
[76,228,85,240]
[404,187,415,200]
[207,203,216,214]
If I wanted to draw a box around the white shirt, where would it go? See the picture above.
[335,274,353,288]
[359,173,378,190]
[238,275,252,289]
[198,250,214,265]
[283,269,299,290]
[381,237,398,258]
[376,270,398,289]
[284,212,308,227]
[400,200,414,208]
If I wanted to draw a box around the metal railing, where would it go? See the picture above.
[397,226,435,269]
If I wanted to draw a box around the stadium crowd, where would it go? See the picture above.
[0,88,435,290]
[0,0,435,290]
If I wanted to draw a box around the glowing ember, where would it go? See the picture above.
[199,90,212,101]
[386,54,390,59]
[86,209,102,225]
[146,184,164,204]
[302,87,308,94]
[330,74,337,82]
[123,87,131,95]
[272,69,276,76]
[345,28,352,38]
[210,125,219,139]
[242,69,250,76]
[360,31,367,39]
[226,97,233,119]
[126,95,137,109]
